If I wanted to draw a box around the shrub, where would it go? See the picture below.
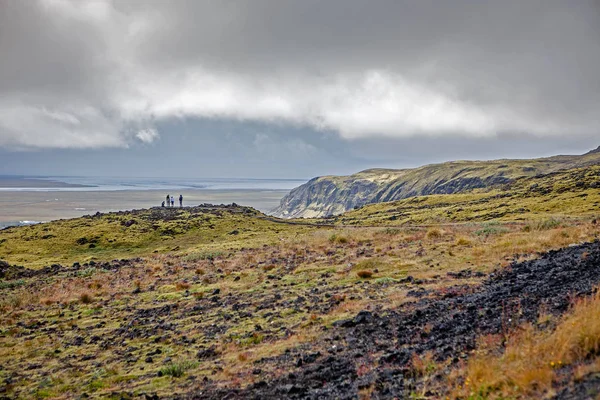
[329,233,349,244]
[426,229,442,239]
[455,237,472,246]
[475,222,508,237]
[87,281,102,290]
[536,218,562,231]
[357,270,374,279]
[79,293,93,304]
[242,333,264,346]
[523,218,562,233]
[160,360,198,378]
[0,279,26,290]
[176,282,190,290]
[77,267,97,278]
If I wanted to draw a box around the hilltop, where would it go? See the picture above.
[272,146,600,218]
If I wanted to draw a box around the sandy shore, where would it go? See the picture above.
[0,189,289,226]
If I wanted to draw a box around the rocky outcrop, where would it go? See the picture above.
[271,147,600,218]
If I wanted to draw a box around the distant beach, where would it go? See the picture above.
[0,176,303,229]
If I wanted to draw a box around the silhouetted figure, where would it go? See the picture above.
[166,194,170,207]
[179,194,183,207]
[161,201,165,207]
[171,196,174,207]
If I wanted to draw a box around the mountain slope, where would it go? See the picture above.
[272,147,600,218]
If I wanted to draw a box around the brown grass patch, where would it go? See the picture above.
[453,290,600,398]
[426,228,443,239]
[79,293,93,304]
[357,270,374,279]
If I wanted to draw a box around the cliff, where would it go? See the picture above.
[271,147,600,218]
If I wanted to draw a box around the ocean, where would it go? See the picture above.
[0,176,304,229]
[0,176,305,191]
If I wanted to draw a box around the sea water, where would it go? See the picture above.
[0,176,305,191]
[0,176,304,229]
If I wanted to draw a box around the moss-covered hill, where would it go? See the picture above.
[272,146,600,218]
[0,204,313,269]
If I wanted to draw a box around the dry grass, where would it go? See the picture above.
[426,228,443,239]
[0,203,598,398]
[79,292,94,304]
[175,281,191,290]
[357,270,374,279]
[453,290,600,399]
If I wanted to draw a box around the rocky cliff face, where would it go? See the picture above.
[271,148,600,218]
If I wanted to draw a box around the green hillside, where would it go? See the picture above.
[272,146,600,218]
[331,164,600,226]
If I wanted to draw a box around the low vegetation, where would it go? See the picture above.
[454,290,600,399]
[331,165,600,226]
[1,165,600,398]
[0,205,311,268]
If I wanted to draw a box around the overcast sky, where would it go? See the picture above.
[1,0,599,178]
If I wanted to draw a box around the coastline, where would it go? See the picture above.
[0,188,289,228]
[0,177,93,189]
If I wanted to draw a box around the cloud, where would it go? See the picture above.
[0,100,125,149]
[0,0,599,149]
[135,128,159,144]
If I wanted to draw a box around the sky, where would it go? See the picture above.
[0,0,599,178]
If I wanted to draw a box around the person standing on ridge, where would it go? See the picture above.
[166,194,170,207]
[171,196,175,207]
[179,194,183,207]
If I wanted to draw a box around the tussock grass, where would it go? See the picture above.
[160,360,198,378]
[426,228,443,239]
[329,233,349,244]
[356,270,374,279]
[455,237,472,246]
[79,293,93,304]
[454,290,600,399]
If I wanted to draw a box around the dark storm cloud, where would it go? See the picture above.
[0,0,598,171]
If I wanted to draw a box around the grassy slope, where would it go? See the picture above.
[273,147,600,218]
[0,206,313,269]
[1,167,600,398]
[331,164,600,226]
